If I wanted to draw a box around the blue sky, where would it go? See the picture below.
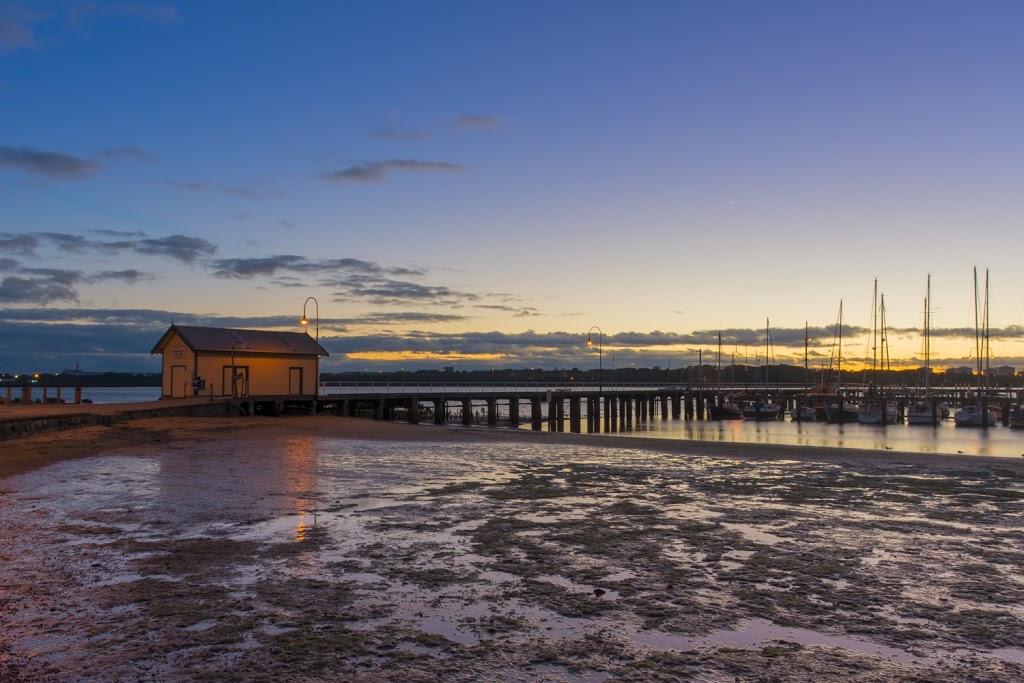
[2,1,1023,374]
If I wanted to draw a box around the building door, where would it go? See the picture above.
[289,367,303,395]
[170,365,186,398]
[223,366,249,397]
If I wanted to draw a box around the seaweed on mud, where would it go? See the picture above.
[516,577,615,618]
[125,536,262,576]
[483,473,574,500]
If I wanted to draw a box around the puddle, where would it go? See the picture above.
[635,618,929,664]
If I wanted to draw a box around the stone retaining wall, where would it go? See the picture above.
[0,401,232,441]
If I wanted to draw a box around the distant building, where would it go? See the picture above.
[944,366,974,375]
[151,325,328,399]
[990,365,1016,377]
[62,362,98,376]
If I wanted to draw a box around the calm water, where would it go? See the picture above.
[78,386,162,404]
[626,416,1024,459]
[503,411,1024,459]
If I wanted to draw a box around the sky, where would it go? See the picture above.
[2,1,1023,375]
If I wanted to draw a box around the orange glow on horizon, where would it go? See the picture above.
[347,351,508,362]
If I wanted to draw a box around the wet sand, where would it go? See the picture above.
[2,416,1023,681]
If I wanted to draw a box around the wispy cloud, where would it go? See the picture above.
[67,2,179,27]
[0,145,100,179]
[320,159,467,184]
[169,180,209,192]
[0,5,46,51]
[1,231,216,265]
[169,179,285,199]
[371,127,429,141]
[455,115,502,129]
[223,185,285,200]
[87,269,155,284]
[135,235,217,264]
[0,233,40,254]
[95,145,158,162]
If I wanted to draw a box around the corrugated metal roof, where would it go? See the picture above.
[151,325,329,356]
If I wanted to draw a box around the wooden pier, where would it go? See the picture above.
[287,382,1024,431]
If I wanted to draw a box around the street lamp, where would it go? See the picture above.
[587,326,603,392]
[300,297,319,398]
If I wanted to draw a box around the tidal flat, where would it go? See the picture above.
[1,416,1023,681]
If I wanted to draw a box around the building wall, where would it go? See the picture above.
[161,336,195,398]
[194,352,318,396]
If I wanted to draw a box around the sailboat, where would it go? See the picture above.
[790,321,818,421]
[825,301,859,423]
[708,331,744,420]
[907,275,938,425]
[954,267,997,427]
[858,281,898,425]
[743,318,781,420]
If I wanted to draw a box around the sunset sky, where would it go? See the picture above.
[2,1,1023,374]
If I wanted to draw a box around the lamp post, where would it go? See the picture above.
[300,297,319,398]
[587,326,603,393]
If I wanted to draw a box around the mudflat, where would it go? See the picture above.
[1,416,1022,681]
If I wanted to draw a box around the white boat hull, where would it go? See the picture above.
[954,405,996,427]
[858,403,899,425]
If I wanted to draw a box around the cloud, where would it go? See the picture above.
[211,255,308,279]
[95,145,157,162]
[37,232,91,252]
[87,269,155,284]
[169,180,209,192]
[169,179,284,199]
[0,268,83,304]
[0,5,45,51]
[0,233,40,254]
[358,312,469,325]
[476,304,541,318]
[371,127,429,141]
[67,2,179,27]
[135,235,217,264]
[320,159,467,184]
[336,278,479,306]
[455,115,502,129]
[92,228,148,238]
[223,185,285,200]
[0,145,100,179]
[210,255,420,280]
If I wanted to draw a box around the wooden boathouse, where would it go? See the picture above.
[151,325,328,400]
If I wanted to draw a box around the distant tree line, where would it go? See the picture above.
[0,372,161,387]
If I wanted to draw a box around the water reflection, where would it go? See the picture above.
[515,411,1024,458]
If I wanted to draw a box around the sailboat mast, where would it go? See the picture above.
[838,300,843,391]
[984,268,990,390]
[973,266,981,381]
[804,321,809,391]
[880,293,890,376]
[869,277,879,386]
[924,274,931,394]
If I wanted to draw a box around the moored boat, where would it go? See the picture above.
[743,401,781,420]
[908,275,939,425]
[709,399,744,420]
[906,401,938,425]
[954,402,996,427]
[1009,407,1024,429]
[858,401,898,425]
[790,405,819,421]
